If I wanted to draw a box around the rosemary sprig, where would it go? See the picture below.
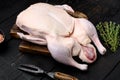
[96,21,120,52]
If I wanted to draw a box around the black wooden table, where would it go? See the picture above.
[0,0,120,80]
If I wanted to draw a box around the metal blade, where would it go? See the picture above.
[47,72,55,79]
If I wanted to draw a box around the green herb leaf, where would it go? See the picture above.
[96,21,120,52]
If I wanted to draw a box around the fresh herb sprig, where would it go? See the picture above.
[96,21,120,52]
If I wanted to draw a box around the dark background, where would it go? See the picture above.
[0,0,120,80]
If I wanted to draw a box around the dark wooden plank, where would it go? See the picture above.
[1,0,120,80]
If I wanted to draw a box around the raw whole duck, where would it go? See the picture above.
[16,3,106,70]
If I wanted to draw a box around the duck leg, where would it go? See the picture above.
[79,19,106,55]
[17,32,47,45]
[46,36,88,70]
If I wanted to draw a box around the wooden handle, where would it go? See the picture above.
[54,72,78,80]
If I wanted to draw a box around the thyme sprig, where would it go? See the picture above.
[96,21,120,52]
